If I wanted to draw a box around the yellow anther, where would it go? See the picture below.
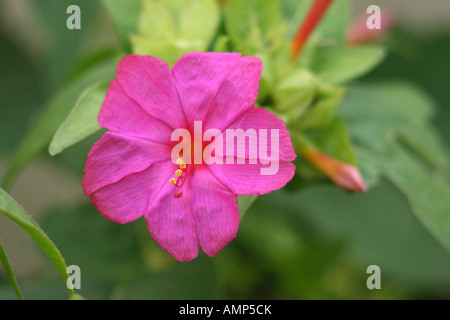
[176,158,186,169]
[175,169,183,177]
[169,178,176,185]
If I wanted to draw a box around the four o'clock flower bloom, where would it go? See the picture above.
[82,52,296,262]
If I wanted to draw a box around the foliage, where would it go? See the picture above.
[0,0,448,299]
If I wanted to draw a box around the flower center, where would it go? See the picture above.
[168,126,215,198]
[169,158,194,198]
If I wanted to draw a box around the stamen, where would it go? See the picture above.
[171,163,194,198]
[177,158,187,169]
[175,175,186,188]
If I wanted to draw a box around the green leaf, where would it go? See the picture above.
[0,188,74,298]
[311,45,386,84]
[49,82,109,156]
[212,35,231,53]
[339,84,450,252]
[289,118,358,186]
[309,117,357,165]
[282,0,311,38]
[238,196,258,217]
[366,81,449,173]
[160,0,219,43]
[296,84,345,130]
[0,238,23,300]
[273,69,317,113]
[1,59,117,189]
[101,0,141,52]
[315,0,349,45]
[131,0,220,66]
[225,0,285,53]
[226,0,282,40]
[263,180,450,288]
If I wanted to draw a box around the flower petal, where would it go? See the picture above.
[172,52,262,131]
[115,54,186,130]
[224,107,296,162]
[98,79,174,143]
[191,166,239,257]
[82,132,172,196]
[145,168,199,262]
[209,161,296,195]
[208,107,296,195]
[90,161,173,224]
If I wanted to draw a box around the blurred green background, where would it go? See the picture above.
[0,0,449,299]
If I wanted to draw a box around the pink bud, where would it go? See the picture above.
[303,149,366,192]
[347,9,395,45]
[332,162,367,192]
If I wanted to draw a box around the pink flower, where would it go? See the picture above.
[82,52,296,261]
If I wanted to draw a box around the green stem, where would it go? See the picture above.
[0,238,23,300]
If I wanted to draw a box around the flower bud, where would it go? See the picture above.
[303,149,366,192]
[347,10,394,45]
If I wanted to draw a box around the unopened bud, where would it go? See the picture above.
[303,149,366,192]
[347,10,394,45]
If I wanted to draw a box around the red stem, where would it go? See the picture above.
[291,0,334,60]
